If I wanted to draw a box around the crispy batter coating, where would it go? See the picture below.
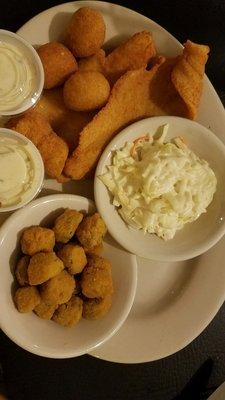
[63,70,110,112]
[40,270,75,305]
[14,286,41,313]
[83,294,112,320]
[83,243,103,256]
[65,7,106,57]
[104,31,156,83]
[53,209,83,243]
[76,213,107,249]
[52,295,83,327]
[34,300,58,320]
[78,49,106,74]
[15,256,30,286]
[58,244,87,274]
[37,42,78,89]
[81,255,113,298]
[21,226,55,256]
[7,112,69,179]
[28,252,64,285]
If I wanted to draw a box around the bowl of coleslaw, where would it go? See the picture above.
[94,116,225,261]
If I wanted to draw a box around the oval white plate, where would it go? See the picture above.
[3,1,225,363]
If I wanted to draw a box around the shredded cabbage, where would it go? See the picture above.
[99,124,217,240]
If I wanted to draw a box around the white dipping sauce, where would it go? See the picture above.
[0,41,37,112]
[0,135,43,208]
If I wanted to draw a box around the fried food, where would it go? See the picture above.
[15,256,29,286]
[7,112,69,179]
[83,294,112,320]
[34,300,57,320]
[64,41,208,179]
[21,226,55,256]
[37,42,78,89]
[52,295,83,327]
[78,49,106,74]
[81,255,113,298]
[53,209,83,243]
[65,7,106,57]
[76,213,107,249]
[104,31,156,83]
[58,244,87,274]
[32,88,94,151]
[28,252,64,285]
[63,70,110,112]
[40,270,75,305]
[14,286,41,313]
[84,243,103,256]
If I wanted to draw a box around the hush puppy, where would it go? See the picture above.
[76,213,107,249]
[28,252,64,285]
[15,256,29,286]
[52,296,83,327]
[78,49,106,74]
[81,255,113,298]
[58,244,87,274]
[40,270,75,305]
[21,226,55,256]
[14,286,41,313]
[34,300,58,320]
[37,42,78,89]
[65,7,106,57]
[53,209,83,243]
[63,71,110,112]
[83,294,112,320]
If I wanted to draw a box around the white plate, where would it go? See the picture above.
[3,1,225,363]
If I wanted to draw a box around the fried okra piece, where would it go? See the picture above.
[40,270,75,305]
[14,286,41,313]
[81,255,113,298]
[53,209,83,243]
[34,300,58,320]
[15,255,30,286]
[83,294,112,320]
[28,252,64,285]
[52,296,83,327]
[58,244,87,274]
[83,243,103,256]
[21,226,55,256]
[76,213,107,249]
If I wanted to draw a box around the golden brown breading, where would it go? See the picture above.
[83,243,103,256]
[34,300,58,320]
[104,31,156,83]
[83,294,112,320]
[58,244,87,274]
[28,252,64,285]
[21,226,55,256]
[53,209,83,243]
[78,49,106,74]
[40,270,75,305]
[81,255,113,298]
[15,256,30,286]
[14,286,41,313]
[65,7,106,57]
[52,295,83,327]
[37,42,78,89]
[63,71,110,112]
[7,112,69,179]
[76,213,107,249]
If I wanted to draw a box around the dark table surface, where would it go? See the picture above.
[1,1,225,399]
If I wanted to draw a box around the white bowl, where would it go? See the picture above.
[95,116,225,262]
[0,30,44,116]
[0,194,137,358]
[0,128,44,212]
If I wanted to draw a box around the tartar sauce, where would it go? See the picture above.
[0,134,43,209]
[100,124,217,241]
[0,40,37,112]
